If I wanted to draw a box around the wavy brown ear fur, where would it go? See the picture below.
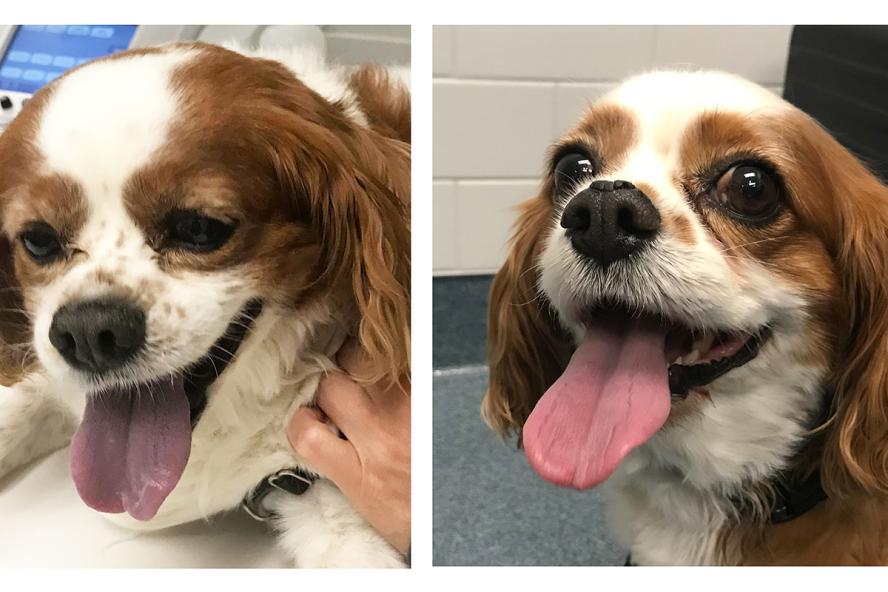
[268,113,411,387]
[778,110,888,495]
[482,194,570,438]
[0,234,31,386]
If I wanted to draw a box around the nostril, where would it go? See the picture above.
[616,206,658,237]
[561,204,591,231]
[616,207,636,234]
[60,332,76,353]
[97,329,116,354]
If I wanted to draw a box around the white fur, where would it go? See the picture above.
[0,44,405,568]
[536,71,828,565]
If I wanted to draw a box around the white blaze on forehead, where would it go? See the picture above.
[35,49,197,201]
[603,70,787,157]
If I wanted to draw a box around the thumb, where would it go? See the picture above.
[286,407,360,490]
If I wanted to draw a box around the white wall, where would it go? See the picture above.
[321,25,410,65]
[433,25,792,276]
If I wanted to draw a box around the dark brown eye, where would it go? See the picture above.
[165,210,236,252]
[19,222,63,263]
[553,152,597,194]
[710,164,781,222]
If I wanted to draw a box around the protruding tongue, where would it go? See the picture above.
[523,315,671,489]
[70,377,192,521]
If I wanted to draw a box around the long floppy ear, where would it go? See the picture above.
[336,134,411,386]
[0,233,32,386]
[779,111,888,495]
[482,195,571,438]
[270,121,411,386]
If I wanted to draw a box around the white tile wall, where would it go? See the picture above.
[433,25,793,275]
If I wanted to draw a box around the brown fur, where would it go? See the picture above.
[482,194,571,437]
[347,64,411,143]
[557,104,639,175]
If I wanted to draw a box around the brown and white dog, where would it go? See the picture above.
[0,42,410,567]
[483,70,888,565]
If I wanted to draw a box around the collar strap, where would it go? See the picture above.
[769,466,827,524]
[242,467,317,522]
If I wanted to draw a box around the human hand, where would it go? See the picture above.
[286,339,411,555]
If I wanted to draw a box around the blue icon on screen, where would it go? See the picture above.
[45,26,66,34]
[0,66,23,79]
[30,53,52,66]
[53,56,76,68]
[23,69,45,81]
[8,51,30,63]
[67,26,89,36]
[91,27,114,39]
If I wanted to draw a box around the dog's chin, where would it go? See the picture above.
[577,302,772,401]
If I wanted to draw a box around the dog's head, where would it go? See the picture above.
[0,43,410,520]
[484,70,888,495]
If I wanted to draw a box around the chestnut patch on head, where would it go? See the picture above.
[554,104,639,183]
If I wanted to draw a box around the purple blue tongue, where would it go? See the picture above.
[70,377,192,521]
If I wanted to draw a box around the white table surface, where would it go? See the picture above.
[0,448,291,568]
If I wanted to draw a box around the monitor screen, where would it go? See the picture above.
[0,25,138,94]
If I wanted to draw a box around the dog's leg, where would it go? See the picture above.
[0,378,77,482]
[268,479,407,568]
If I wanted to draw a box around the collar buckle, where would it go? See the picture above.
[242,467,316,522]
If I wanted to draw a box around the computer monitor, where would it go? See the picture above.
[0,25,138,94]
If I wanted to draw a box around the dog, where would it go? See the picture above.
[0,42,410,567]
[482,70,888,565]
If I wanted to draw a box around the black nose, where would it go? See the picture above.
[560,179,661,267]
[49,297,146,374]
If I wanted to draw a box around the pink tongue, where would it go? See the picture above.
[523,316,671,489]
[70,377,192,521]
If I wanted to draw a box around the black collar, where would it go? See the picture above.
[768,464,827,524]
[745,399,831,524]
[242,467,317,521]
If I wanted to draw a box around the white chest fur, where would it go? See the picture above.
[603,333,827,565]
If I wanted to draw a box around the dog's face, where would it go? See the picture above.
[0,43,410,520]
[484,71,888,495]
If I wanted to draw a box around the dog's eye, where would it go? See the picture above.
[166,210,236,252]
[19,222,63,263]
[711,164,781,221]
[554,152,597,193]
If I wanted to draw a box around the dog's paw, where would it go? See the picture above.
[267,480,407,568]
[292,536,406,568]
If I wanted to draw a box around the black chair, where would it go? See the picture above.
[783,25,888,183]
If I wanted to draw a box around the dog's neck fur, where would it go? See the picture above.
[604,330,829,565]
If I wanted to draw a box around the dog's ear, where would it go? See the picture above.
[779,111,888,495]
[269,114,411,386]
[0,233,31,386]
[482,195,571,439]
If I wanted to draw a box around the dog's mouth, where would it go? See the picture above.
[664,319,770,400]
[69,299,263,521]
[522,304,770,491]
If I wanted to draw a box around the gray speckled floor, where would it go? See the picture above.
[433,366,626,566]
